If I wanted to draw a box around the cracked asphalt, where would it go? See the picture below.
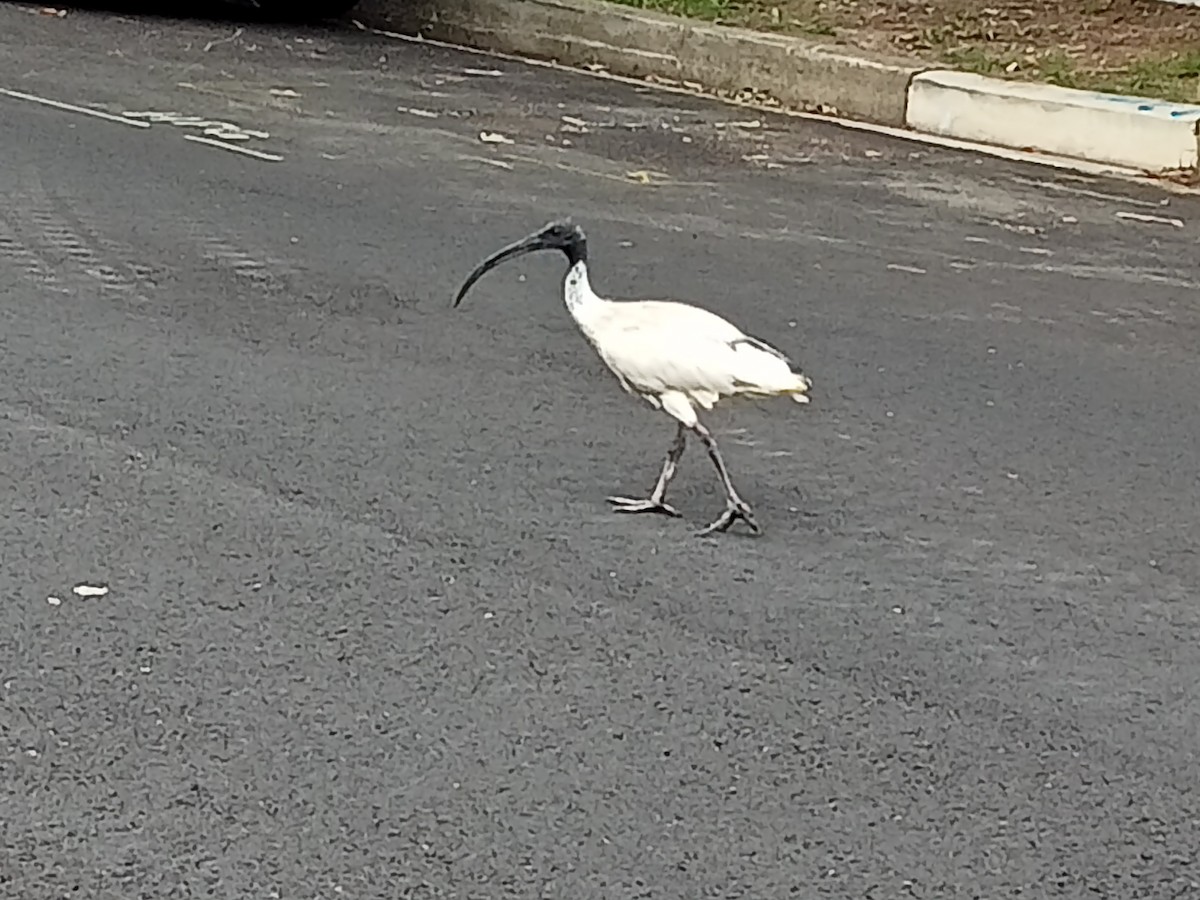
[2,2,1199,897]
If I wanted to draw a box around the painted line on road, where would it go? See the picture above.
[0,88,283,162]
[183,134,284,162]
[0,87,150,129]
[123,110,272,142]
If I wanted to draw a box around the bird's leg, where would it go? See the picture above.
[607,423,687,518]
[692,422,761,536]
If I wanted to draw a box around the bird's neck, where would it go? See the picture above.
[563,260,605,321]
[562,233,587,267]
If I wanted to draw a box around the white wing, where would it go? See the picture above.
[587,300,811,408]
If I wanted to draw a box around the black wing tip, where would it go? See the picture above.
[731,335,790,363]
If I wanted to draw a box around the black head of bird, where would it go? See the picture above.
[453,219,589,308]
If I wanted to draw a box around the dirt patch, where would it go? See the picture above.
[618,0,1200,103]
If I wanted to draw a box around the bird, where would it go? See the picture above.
[452,218,814,537]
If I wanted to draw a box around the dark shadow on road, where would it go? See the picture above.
[28,0,360,25]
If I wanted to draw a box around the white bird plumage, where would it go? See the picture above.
[453,219,813,536]
[569,269,811,423]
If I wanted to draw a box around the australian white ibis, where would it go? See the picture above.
[452,219,813,536]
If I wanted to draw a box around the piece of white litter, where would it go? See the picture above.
[887,264,926,275]
[1115,211,1184,228]
[479,131,514,144]
[72,584,109,598]
[462,67,503,77]
[398,106,439,119]
[203,126,250,140]
[47,596,62,606]
[203,27,243,53]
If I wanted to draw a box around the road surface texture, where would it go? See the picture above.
[1,2,1199,898]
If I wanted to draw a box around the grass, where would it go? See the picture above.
[617,0,731,18]
[607,0,1200,103]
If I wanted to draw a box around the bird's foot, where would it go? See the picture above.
[696,498,761,537]
[606,495,682,518]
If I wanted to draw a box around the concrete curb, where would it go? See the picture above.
[354,0,926,126]
[353,0,1200,176]
[907,70,1200,174]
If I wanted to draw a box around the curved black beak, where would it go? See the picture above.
[452,234,551,308]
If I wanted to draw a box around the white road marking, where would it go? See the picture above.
[124,110,280,160]
[124,110,271,141]
[1,88,285,162]
[183,134,283,162]
[0,87,150,128]
[457,154,515,170]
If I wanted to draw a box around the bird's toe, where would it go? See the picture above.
[607,496,682,517]
[697,500,761,537]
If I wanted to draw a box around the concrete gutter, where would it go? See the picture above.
[353,0,1200,176]
[354,0,925,126]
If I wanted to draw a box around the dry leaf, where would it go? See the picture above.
[625,169,669,184]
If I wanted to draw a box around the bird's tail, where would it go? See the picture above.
[787,371,813,404]
[789,381,812,403]
[728,337,814,403]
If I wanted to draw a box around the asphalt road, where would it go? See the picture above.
[2,3,1199,897]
